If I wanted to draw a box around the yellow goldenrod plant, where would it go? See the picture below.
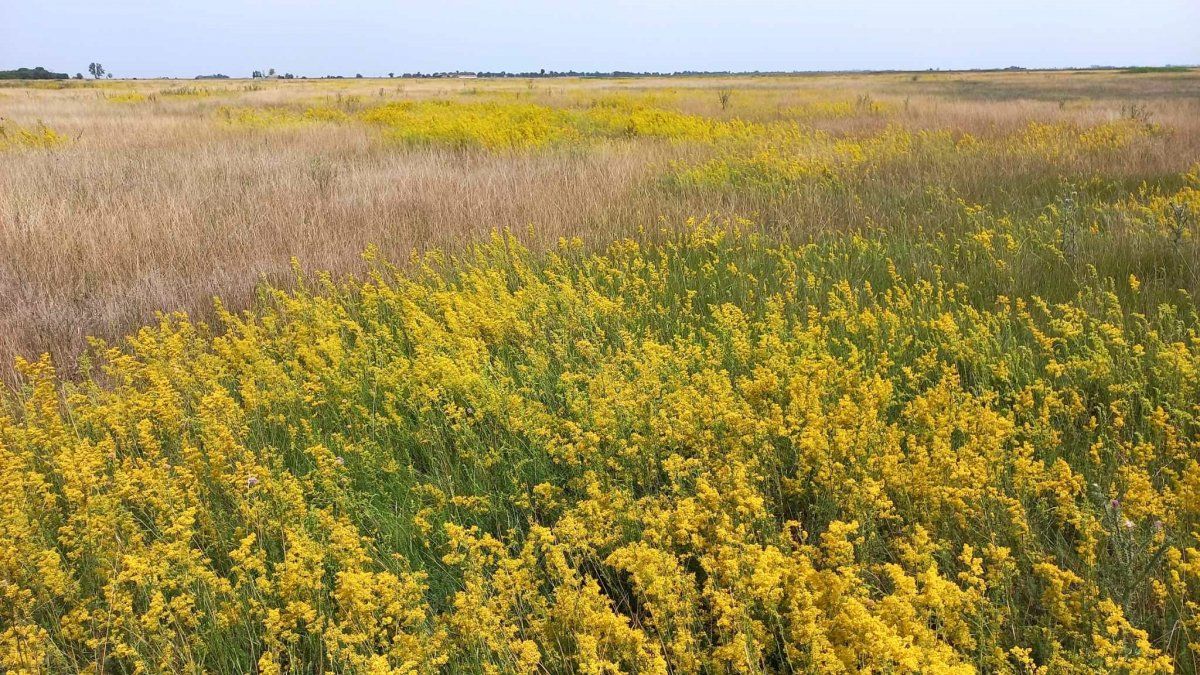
[2,219,1198,673]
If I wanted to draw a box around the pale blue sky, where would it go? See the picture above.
[4,1,1199,78]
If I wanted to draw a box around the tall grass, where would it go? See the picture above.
[2,73,1199,382]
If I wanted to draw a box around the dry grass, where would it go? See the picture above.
[2,70,1198,381]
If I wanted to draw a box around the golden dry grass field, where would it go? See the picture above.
[2,69,1200,673]
[3,71,1198,378]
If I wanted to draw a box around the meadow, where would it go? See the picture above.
[1,70,1200,672]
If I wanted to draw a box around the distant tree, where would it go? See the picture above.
[356,73,363,78]
[74,73,83,79]
[252,70,263,78]
[268,68,276,77]
[88,62,105,79]
[106,73,113,79]
[388,72,394,78]
[0,66,69,80]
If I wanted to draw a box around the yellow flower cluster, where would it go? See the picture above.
[672,123,936,190]
[1109,166,1200,242]
[360,100,586,149]
[217,104,351,128]
[220,97,756,149]
[2,217,1197,672]
[782,96,893,120]
[212,94,1160,175]
[671,118,1161,194]
[0,120,67,151]
[359,99,749,149]
[1012,119,1159,161]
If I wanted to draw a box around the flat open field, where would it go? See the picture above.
[3,71,1199,377]
[2,70,1200,672]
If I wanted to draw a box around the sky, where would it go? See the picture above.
[4,0,1199,79]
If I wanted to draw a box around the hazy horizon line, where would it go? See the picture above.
[6,63,1198,81]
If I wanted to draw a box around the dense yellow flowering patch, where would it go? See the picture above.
[359,100,587,149]
[0,121,67,151]
[1013,119,1161,160]
[359,99,751,149]
[782,96,893,120]
[1111,167,1200,242]
[219,98,754,149]
[212,94,1162,189]
[2,213,1198,672]
[671,119,1161,194]
[216,104,351,129]
[671,123,931,191]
